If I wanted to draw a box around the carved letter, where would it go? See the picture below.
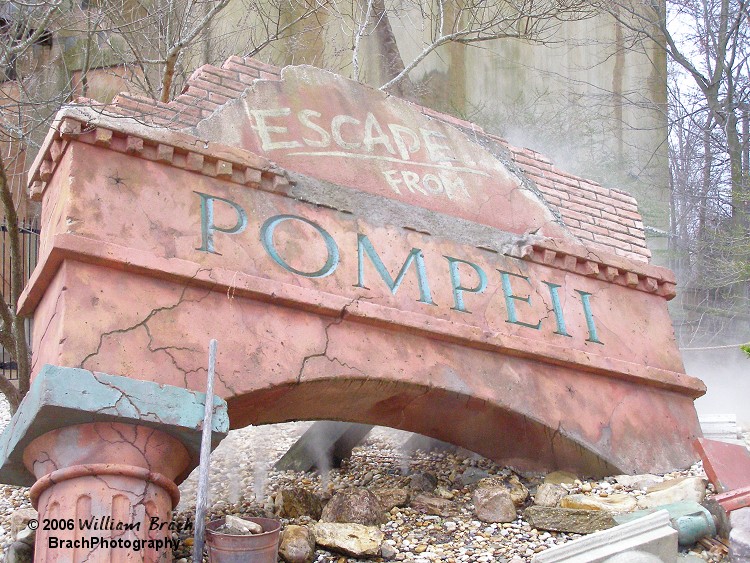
[261,215,339,278]
[575,290,603,344]
[195,191,248,255]
[498,270,542,330]
[250,108,301,150]
[299,109,331,148]
[357,234,434,305]
[446,256,487,313]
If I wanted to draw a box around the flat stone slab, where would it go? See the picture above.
[0,364,229,486]
[524,506,617,534]
[695,438,750,493]
[532,510,678,562]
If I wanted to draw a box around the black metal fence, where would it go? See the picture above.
[1,218,40,381]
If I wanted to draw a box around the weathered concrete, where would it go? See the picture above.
[532,510,678,563]
[0,364,229,486]
[16,62,705,485]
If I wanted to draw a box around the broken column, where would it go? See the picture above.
[0,365,229,562]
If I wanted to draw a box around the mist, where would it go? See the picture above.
[685,347,750,428]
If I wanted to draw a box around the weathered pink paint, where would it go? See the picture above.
[24,423,188,562]
[16,65,707,563]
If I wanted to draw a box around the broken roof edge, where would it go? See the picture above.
[28,56,654,264]
[26,107,677,301]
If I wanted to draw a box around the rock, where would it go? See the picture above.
[313,523,384,558]
[544,471,579,485]
[435,486,454,499]
[524,506,617,534]
[372,487,410,510]
[380,541,398,559]
[477,475,529,506]
[320,488,385,525]
[455,467,491,488]
[14,527,35,546]
[222,515,263,534]
[2,541,33,563]
[638,477,707,509]
[730,508,750,562]
[408,472,438,492]
[534,483,568,507]
[10,509,37,542]
[560,493,637,513]
[730,525,750,563]
[275,487,324,520]
[279,525,315,563]
[472,487,517,523]
[411,494,458,517]
[614,474,662,490]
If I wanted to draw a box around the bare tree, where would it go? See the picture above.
[608,0,750,348]
[607,0,749,229]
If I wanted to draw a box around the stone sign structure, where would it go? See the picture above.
[0,57,705,560]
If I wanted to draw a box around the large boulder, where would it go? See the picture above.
[320,488,386,525]
[472,487,517,523]
[372,488,410,511]
[411,494,458,517]
[279,525,315,563]
[10,509,37,541]
[638,477,707,509]
[275,487,324,520]
[534,483,568,507]
[476,475,529,506]
[313,523,384,558]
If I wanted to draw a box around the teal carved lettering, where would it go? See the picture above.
[575,290,603,344]
[195,191,248,255]
[445,256,487,313]
[542,281,571,337]
[261,215,339,278]
[356,234,434,305]
[498,270,542,330]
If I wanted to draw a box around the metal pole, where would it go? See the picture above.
[193,339,218,562]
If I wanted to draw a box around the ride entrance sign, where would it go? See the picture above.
[0,57,703,561]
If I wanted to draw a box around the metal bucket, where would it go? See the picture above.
[205,517,281,563]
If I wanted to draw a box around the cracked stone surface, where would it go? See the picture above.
[194,65,572,242]
[0,366,228,486]
[14,75,703,477]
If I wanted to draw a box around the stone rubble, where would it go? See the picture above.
[0,396,740,562]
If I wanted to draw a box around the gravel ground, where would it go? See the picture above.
[0,394,734,562]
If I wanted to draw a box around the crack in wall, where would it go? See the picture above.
[78,269,210,371]
[296,297,365,384]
